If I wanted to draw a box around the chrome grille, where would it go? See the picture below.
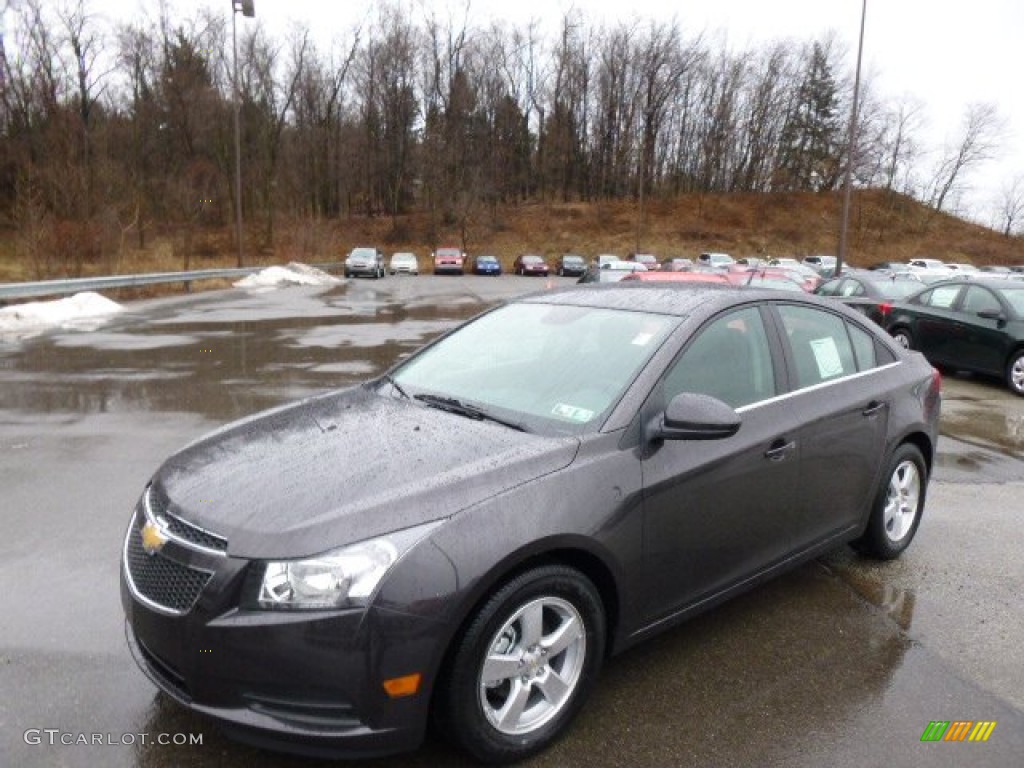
[124,512,213,615]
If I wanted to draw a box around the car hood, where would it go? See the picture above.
[150,387,579,559]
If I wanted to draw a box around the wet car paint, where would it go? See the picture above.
[2,276,1023,767]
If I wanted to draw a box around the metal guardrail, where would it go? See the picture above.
[0,263,344,301]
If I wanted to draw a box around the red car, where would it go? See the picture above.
[513,254,550,276]
[622,271,730,284]
[432,246,465,275]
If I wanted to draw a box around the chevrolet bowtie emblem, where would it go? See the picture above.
[141,522,167,555]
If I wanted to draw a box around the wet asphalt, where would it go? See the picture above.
[1,276,1022,767]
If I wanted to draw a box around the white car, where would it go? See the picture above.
[697,252,735,268]
[389,252,419,275]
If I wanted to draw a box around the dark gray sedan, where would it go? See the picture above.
[121,284,941,763]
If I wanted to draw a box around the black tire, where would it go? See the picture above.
[853,443,927,560]
[890,327,914,350]
[440,565,605,764]
[1006,349,1024,397]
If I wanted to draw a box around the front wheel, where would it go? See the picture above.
[1006,349,1024,396]
[890,327,914,350]
[440,566,605,764]
[853,443,927,560]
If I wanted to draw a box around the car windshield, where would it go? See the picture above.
[478,256,497,263]
[350,248,376,260]
[564,256,584,264]
[392,303,677,435]
[996,286,1024,315]
[522,256,543,264]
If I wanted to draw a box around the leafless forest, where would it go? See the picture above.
[0,0,1015,277]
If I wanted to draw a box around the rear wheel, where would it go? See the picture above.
[890,327,914,350]
[441,566,605,764]
[853,443,927,560]
[1005,349,1024,396]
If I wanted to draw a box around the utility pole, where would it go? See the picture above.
[232,1,255,267]
[837,0,866,277]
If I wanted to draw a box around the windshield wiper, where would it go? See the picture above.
[414,393,528,432]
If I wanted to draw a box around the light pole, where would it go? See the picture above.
[232,1,254,268]
[837,0,866,278]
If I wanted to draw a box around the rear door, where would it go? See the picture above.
[953,285,1008,375]
[773,304,892,548]
[913,283,965,364]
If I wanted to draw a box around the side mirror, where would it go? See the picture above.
[651,393,741,441]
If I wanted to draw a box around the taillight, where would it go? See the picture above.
[879,302,892,317]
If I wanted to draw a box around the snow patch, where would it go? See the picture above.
[233,262,342,289]
[0,292,124,337]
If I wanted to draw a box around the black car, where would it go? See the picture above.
[122,284,940,763]
[816,273,925,326]
[555,254,587,277]
[886,277,1024,395]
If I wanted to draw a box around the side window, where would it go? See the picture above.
[778,305,858,388]
[840,279,865,297]
[848,322,877,371]
[961,286,1001,315]
[921,285,961,309]
[663,307,776,409]
[818,279,841,296]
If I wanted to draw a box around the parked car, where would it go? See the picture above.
[661,257,694,271]
[577,261,647,283]
[121,283,940,763]
[816,273,925,326]
[868,261,909,274]
[735,257,767,268]
[697,252,735,268]
[627,253,659,269]
[978,265,1013,277]
[886,277,1024,395]
[389,252,419,275]
[555,254,587,277]
[908,258,950,272]
[345,246,385,278]
[727,267,807,292]
[946,263,979,274]
[593,254,621,269]
[802,255,838,274]
[471,254,502,276]
[622,270,730,284]
[514,254,551,276]
[432,246,466,275]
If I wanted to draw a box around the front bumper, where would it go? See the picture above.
[120,508,437,759]
[346,263,379,276]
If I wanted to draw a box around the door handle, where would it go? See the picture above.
[764,439,795,461]
[862,400,886,417]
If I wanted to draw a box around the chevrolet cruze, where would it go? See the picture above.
[122,283,940,763]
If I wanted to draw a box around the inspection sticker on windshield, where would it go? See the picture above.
[552,403,595,423]
[809,337,844,379]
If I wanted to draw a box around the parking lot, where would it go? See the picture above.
[1,275,1022,767]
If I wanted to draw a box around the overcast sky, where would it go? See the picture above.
[13,0,1024,223]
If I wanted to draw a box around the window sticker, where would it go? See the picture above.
[551,403,595,422]
[631,332,654,346]
[809,337,844,379]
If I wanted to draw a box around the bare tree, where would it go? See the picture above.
[927,101,1004,213]
[995,174,1024,237]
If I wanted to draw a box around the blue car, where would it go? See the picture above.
[471,255,502,275]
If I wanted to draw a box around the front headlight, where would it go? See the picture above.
[256,521,442,610]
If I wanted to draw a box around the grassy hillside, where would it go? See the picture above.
[1,189,1021,287]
